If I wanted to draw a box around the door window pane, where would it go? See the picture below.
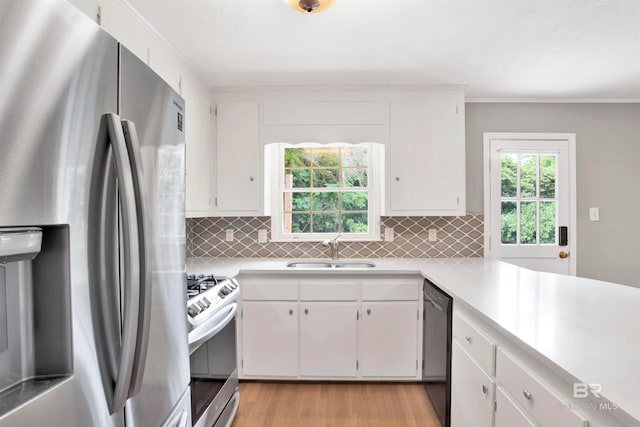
[520,201,537,244]
[539,155,556,199]
[501,201,517,244]
[520,155,537,198]
[540,201,556,244]
[501,154,517,197]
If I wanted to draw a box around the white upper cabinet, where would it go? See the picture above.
[388,93,466,216]
[184,81,213,216]
[215,102,261,214]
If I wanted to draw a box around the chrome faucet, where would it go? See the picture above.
[322,234,341,260]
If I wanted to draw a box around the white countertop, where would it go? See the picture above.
[187,257,640,423]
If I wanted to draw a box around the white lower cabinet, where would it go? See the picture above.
[495,386,537,427]
[360,301,419,377]
[241,301,298,376]
[451,340,495,427]
[238,274,423,381]
[300,303,358,377]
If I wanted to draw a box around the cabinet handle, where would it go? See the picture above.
[482,384,488,395]
[249,176,254,182]
[366,309,371,315]
[289,309,293,315]
[523,389,532,400]
[465,335,472,343]
[395,176,400,182]
[304,308,308,315]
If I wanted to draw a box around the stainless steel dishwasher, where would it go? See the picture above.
[423,279,452,427]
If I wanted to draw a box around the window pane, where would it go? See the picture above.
[312,148,339,167]
[540,155,556,199]
[520,201,537,244]
[341,213,368,233]
[341,147,368,167]
[313,213,339,233]
[312,169,338,187]
[520,155,537,198]
[341,192,368,211]
[501,201,517,244]
[312,192,339,211]
[286,192,309,211]
[540,201,556,244]
[286,169,310,188]
[291,213,310,233]
[284,148,311,167]
[501,154,517,197]
[342,168,367,187]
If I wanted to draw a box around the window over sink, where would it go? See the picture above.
[267,143,383,242]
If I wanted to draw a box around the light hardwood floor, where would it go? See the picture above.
[230,381,441,427]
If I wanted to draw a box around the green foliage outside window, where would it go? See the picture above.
[284,147,369,234]
[500,154,557,245]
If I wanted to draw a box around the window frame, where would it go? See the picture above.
[269,142,382,242]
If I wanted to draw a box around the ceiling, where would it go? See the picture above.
[127,0,640,99]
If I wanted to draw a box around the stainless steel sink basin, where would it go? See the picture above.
[333,262,376,268]
[286,262,333,268]
[286,261,375,269]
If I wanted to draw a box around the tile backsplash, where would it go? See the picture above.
[187,214,483,258]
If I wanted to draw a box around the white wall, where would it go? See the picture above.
[67,0,213,215]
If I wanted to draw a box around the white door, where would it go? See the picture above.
[484,133,576,275]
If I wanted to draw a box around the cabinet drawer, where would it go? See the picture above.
[452,312,496,375]
[300,282,358,301]
[362,280,420,301]
[495,386,536,427]
[241,281,298,301]
[496,348,589,427]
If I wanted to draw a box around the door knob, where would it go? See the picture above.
[559,251,570,259]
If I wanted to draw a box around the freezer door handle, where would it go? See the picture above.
[121,120,152,397]
[105,113,142,413]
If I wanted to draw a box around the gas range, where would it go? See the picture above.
[186,274,239,329]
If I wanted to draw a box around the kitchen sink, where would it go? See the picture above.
[286,261,375,269]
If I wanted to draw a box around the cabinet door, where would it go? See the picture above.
[300,302,358,377]
[360,301,419,377]
[242,301,298,376]
[215,102,259,213]
[495,386,536,427]
[451,340,495,427]
[185,80,212,216]
[388,96,465,215]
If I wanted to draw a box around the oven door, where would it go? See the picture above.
[189,304,239,427]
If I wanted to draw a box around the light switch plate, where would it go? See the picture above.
[428,229,437,242]
[258,229,268,243]
[384,227,394,242]
[589,207,600,222]
[225,229,234,242]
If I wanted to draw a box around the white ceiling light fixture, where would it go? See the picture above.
[284,0,336,14]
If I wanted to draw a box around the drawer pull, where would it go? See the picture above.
[482,384,488,395]
[465,335,472,343]
[523,389,532,400]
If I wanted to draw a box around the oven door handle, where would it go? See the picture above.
[188,303,237,355]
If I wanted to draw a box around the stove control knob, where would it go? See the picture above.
[202,297,211,307]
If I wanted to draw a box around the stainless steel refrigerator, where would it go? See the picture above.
[0,1,190,426]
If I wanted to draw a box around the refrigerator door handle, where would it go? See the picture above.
[104,113,142,413]
[121,120,152,397]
